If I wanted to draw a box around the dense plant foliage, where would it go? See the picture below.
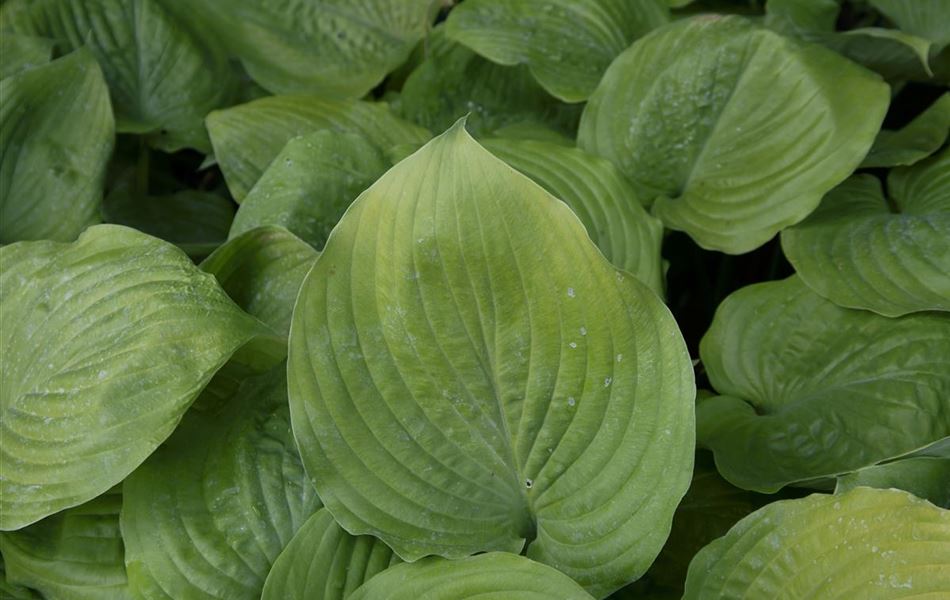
[1,1,948,598]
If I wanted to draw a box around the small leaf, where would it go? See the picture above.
[0,49,113,243]
[0,33,53,79]
[837,457,950,508]
[578,15,890,253]
[862,93,950,167]
[481,137,666,296]
[445,0,669,102]
[0,488,129,599]
[698,276,950,492]
[231,131,390,248]
[201,227,319,338]
[0,0,235,152]
[683,487,950,599]
[0,225,272,530]
[122,362,322,600]
[288,122,695,597]
[781,152,950,316]
[261,508,399,600]
[206,95,429,202]
[348,553,594,600]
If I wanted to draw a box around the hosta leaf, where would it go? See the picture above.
[0,33,53,79]
[231,131,390,248]
[1,559,40,600]
[698,276,950,493]
[201,227,319,338]
[183,0,432,98]
[481,137,666,296]
[0,0,234,152]
[837,457,950,508]
[348,553,594,600]
[0,49,113,243]
[764,0,838,34]
[862,93,950,167]
[684,487,950,598]
[824,28,934,81]
[121,362,322,600]
[0,488,128,599]
[207,96,429,202]
[781,153,950,316]
[287,122,695,597]
[870,0,950,47]
[0,225,270,530]
[261,508,399,600]
[101,179,235,260]
[397,29,581,138]
[578,15,889,254]
[444,0,669,102]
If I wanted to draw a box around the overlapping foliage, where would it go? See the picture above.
[1,1,948,599]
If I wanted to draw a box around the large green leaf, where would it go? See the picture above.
[0,0,234,152]
[683,487,950,598]
[1,558,40,600]
[0,49,113,243]
[0,488,128,599]
[577,15,890,254]
[180,0,432,98]
[101,177,236,260]
[349,553,594,600]
[697,276,950,493]
[870,0,950,47]
[287,122,695,598]
[0,225,272,530]
[862,93,950,167]
[207,96,429,202]
[481,137,666,296]
[231,131,390,248]
[0,33,53,79]
[201,227,319,338]
[781,153,950,317]
[837,457,950,508]
[444,0,668,102]
[121,362,322,600]
[261,508,399,600]
[397,29,581,138]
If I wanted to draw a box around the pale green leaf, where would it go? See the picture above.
[287,122,695,597]
[0,0,234,152]
[837,457,950,508]
[781,153,950,316]
[698,276,950,493]
[121,362,322,600]
[207,96,429,202]
[397,28,581,138]
[445,0,669,102]
[0,33,53,79]
[231,131,390,248]
[180,0,432,98]
[0,488,129,599]
[349,553,594,600]
[862,93,950,167]
[201,227,319,338]
[870,0,950,47]
[683,487,950,598]
[481,137,666,296]
[261,508,399,600]
[578,15,890,254]
[0,49,113,243]
[0,225,272,530]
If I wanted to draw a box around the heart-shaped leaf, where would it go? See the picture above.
[698,276,950,492]
[122,362,322,600]
[0,225,271,530]
[0,49,113,243]
[207,96,429,202]
[782,149,950,316]
[683,487,950,598]
[261,508,399,600]
[288,122,695,597]
[445,0,669,102]
[349,553,594,600]
[578,15,889,253]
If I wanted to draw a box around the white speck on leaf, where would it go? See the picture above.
[567,287,575,298]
